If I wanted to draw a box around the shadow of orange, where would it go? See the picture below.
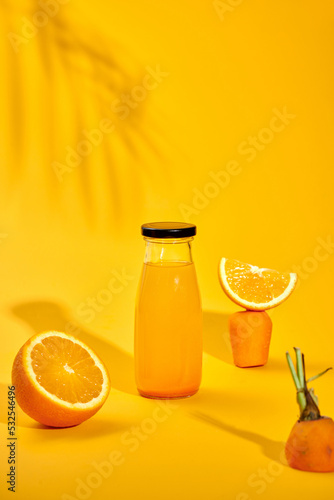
[25,415,131,438]
[11,300,137,396]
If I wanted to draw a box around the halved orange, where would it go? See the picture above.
[218,258,297,311]
[12,331,110,427]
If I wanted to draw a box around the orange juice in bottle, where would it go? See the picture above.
[135,222,202,399]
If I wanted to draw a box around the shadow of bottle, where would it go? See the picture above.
[192,311,286,464]
[11,300,137,396]
[203,310,234,365]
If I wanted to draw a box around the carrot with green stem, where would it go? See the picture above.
[285,347,334,472]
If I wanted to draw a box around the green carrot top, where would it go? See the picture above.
[286,348,332,421]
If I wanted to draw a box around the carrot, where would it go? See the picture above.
[285,348,334,472]
[229,311,272,367]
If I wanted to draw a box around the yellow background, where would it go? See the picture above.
[1,0,334,499]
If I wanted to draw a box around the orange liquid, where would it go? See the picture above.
[135,261,202,398]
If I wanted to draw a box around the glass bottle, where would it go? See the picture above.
[135,222,202,399]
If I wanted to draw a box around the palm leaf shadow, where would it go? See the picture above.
[4,3,171,229]
[51,14,169,225]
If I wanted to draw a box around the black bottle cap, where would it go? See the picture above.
[141,222,196,238]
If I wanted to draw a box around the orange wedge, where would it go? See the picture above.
[12,331,110,427]
[218,258,297,311]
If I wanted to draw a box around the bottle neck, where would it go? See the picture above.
[143,237,194,264]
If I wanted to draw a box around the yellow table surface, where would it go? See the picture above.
[1,1,334,499]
